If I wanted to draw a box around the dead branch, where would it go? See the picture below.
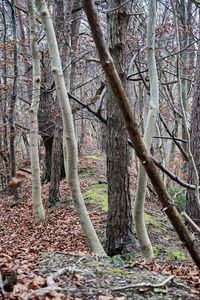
[182,211,200,234]
[112,275,174,291]
[25,266,79,299]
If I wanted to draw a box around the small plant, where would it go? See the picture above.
[166,183,186,212]
[104,253,135,267]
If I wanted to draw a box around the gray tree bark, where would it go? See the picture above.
[106,0,138,256]
[82,0,200,269]
[35,0,106,255]
[186,39,200,226]
[28,0,45,223]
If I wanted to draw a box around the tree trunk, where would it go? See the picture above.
[9,0,18,200]
[82,0,200,269]
[36,0,105,255]
[106,0,138,256]
[134,0,158,261]
[28,0,45,223]
[186,40,200,226]
[48,127,63,206]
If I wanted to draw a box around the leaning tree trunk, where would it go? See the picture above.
[82,0,200,269]
[28,0,45,223]
[134,0,159,261]
[35,0,105,255]
[106,0,138,256]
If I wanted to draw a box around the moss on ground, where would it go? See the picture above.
[86,155,105,161]
[83,180,108,211]
[153,247,187,260]
[144,213,161,227]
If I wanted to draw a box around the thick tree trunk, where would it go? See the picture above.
[82,0,200,268]
[48,127,63,206]
[106,0,138,256]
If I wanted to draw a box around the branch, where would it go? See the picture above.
[25,266,78,299]
[181,211,200,234]
[112,275,174,291]
[152,158,200,191]
[103,0,131,13]
[71,71,104,91]
[128,139,199,191]
[68,92,107,124]
[159,113,189,162]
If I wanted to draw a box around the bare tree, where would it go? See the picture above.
[28,0,45,223]
[134,0,159,261]
[106,0,138,256]
[82,0,200,269]
[35,0,105,255]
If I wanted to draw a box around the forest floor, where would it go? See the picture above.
[0,147,200,299]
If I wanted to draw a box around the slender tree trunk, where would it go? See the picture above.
[35,0,105,255]
[82,0,200,269]
[9,0,18,199]
[134,0,159,261]
[106,0,138,256]
[186,39,200,226]
[171,0,200,212]
[28,0,45,223]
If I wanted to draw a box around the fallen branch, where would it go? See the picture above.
[112,275,174,291]
[25,266,78,299]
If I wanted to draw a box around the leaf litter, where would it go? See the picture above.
[0,151,200,299]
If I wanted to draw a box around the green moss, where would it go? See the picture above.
[79,168,94,175]
[86,155,104,160]
[153,247,187,260]
[171,250,187,260]
[153,247,159,256]
[144,213,160,227]
[83,180,108,212]
[152,228,161,233]
[107,268,128,275]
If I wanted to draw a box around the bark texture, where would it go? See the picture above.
[28,0,45,223]
[36,0,105,255]
[82,0,200,268]
[134,0,158,261]
[106,0,138,256]
[186,41,200,226]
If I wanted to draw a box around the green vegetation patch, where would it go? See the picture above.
[166,183,186,212]
[86,155,105,161]
[107,268,129,275]
[144,213,161,227]
[83,180,108,211]
[153,247,187,260]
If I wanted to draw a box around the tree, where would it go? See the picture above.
[82,0,200,269]
[134,0,159,261]
[28,0,45,223]
[186,39,200,227]
[35,0,105,255]
[106,0,138,256]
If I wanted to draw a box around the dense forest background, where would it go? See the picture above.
[1,0,200,298]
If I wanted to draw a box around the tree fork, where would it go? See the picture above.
[82,0,200,268]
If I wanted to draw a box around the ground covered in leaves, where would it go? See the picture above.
[0,150,200,299]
